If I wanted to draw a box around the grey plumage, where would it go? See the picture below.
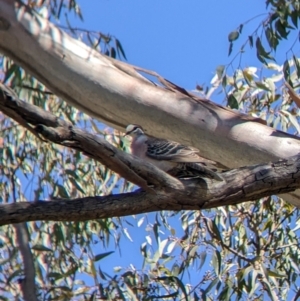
[125,124,224,181]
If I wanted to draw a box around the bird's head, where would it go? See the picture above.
[125,124,145,137]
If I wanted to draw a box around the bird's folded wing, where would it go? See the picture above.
[146,138,217,164]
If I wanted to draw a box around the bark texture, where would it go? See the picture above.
[1,155,299,226]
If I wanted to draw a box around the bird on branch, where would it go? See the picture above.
[125,124,224,181]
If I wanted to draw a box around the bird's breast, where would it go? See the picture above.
[131,136,148,158]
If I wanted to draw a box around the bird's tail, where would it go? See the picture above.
[171,163,224,181]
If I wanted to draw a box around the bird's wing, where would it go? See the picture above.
[146,137,213,163]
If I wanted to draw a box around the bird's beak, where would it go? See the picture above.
[123,132,128,137]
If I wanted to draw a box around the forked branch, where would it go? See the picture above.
[0,84,300,225]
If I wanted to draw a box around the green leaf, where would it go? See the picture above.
[293,55,300,78]
[222,75,227,88]
[242,70,254,86]
[228,31,239,42]
[173,277,188,301]
[267,269,285,278]
[238,24,243,34]
[236,265,253,282]
[98,267,107,280]
[273,115,281,129]
[5,146,14,162]
[194,292,200,301]
[171,263,180,276]
[228,42,233,56]
[166,240,177,254]
[218,286,230,301]
[203,277,219,293]
[153,221,159,244]
[123,227,133,242]
[255,81,271,91]
[248,35,253,48]
[275,19,290,39]
[199,251,207,270]
[47,272,64,280]
[158,238,168,256]
[110,47,116,58]
[57,285,72,292]
[256,37,275,61]
[69,177,85,194]
[228,94,239,109]
[291,10,298,28]
[216,65,225,79]
[6,269,23,284]
[55,184,70,198]
[124,283,139,301]
[257,54,267,64]
[115,38,127,60]
[54,223,65,245]
[281,110,300,134]
[32,244,53,252]
[94,251,114,262]
[137,216,145,227]
[283,59,291,81]
[3,63,19,83]
[265,27,279,51]
[212,250,221,276]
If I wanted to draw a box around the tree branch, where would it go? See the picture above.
[0,83,183,192]
[1,83,300,226]
[15,224,38,301]
[1,154,300,225]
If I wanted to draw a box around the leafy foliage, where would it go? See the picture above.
[1,1,300,301]
[0,57,133,299]
[227,0,300,74]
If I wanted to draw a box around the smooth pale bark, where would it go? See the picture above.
[0,1,300,205]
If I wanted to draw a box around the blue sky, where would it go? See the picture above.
[74,1,268,90]
[63,0,295,297]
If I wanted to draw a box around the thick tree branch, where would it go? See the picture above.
[0,84,183,192]
[1,155,300,225]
